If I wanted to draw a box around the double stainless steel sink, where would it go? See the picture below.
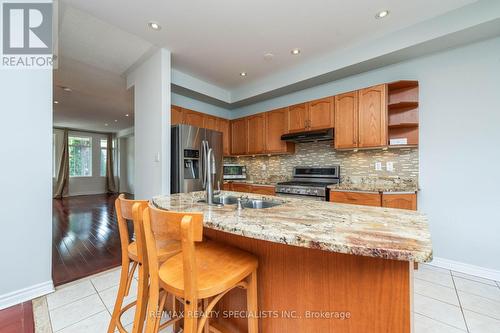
[199,195,284,209]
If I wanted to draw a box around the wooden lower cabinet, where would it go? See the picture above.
[330,191,381,207]
[230,183,252,193]
[382,193,417,210]
[330,191,417,210]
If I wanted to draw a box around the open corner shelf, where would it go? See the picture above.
[387,80,419,146]
[388,122,419,129]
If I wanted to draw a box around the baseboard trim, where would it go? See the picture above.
[429,257,500,281]
[0,280,54,310]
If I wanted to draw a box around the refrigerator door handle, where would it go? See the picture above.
[201,140,208,189]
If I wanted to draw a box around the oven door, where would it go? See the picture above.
[276,193,325,201]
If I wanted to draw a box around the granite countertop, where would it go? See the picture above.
[328,183,418,193]
[152,191,432,263]
[328,176,419,193]
[224,180,278,186]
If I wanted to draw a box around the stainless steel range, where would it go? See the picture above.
[275,166,340,201]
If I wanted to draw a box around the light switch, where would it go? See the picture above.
[375,162,382,171]
[155,152,160,162]
[386,162,394,172]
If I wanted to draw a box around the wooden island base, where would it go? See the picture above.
[204,228,413,333]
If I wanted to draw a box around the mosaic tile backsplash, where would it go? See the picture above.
[224,141,419,184]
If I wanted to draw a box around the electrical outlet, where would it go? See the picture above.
[262,164,267,171]
[386,162,394,172]
[375,162,382,171]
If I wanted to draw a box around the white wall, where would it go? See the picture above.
[230,37,500,272]
[118,135,135,194]
[0,69,53,307]
[127,49,171,199]
[172,92,231,119]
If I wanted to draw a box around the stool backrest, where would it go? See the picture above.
[142,204,203,305]
[115,194,148,264]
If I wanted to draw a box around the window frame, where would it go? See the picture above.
[100,139,107,177]
[68,135,93,178]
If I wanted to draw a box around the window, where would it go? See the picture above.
[69,136,92,177]
[100,139,107,177]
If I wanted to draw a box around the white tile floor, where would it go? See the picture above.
[41,264,500,332]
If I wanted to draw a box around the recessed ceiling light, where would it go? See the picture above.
[375,10,389,19]
[104,123,109,127]
[263,52,274,61]
[291,48,301,55]
[62,86,72,92]
[114,119,118,122]
[148,21,161,30]
[240,72,247,77]
[125,114,129,117]
[54,101,59,104]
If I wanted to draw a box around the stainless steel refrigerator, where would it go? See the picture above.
[171,124,223,194]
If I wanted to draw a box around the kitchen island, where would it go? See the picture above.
[153,191,432,333]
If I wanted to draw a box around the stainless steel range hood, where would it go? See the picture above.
[281,128,333,143]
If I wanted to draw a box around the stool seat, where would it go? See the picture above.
[159,241,258,299]
[128,240,181,263]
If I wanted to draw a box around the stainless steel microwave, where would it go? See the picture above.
[223,164,247,180]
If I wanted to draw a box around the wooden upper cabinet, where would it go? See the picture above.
[358,84,388,148]
[265,108,294,154]
[230,118,247,155]
[217,118,231,156]
[247,114,266,154]
[307,97,334,130]
[203,115,218,131]
[288,103,308,133]
[382,193,417,210]
[171,105,183,125]
[183,109,205,128]
[334,91,358,149]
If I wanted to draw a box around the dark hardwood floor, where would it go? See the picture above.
[52,193,133,286]
[0,301,34,333]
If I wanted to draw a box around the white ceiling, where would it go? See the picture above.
[55,0,481,130]
[61,0,475,89]
[53,56,133,132]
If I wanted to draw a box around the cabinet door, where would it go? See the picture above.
[247,114,266,154]
[203,115,218,131]
[231,183,252,193]
[265,108,293,154]
[222,182,232,191]
[171,105,183,125]
[288,103,308,132]
[382,193,417,210]
[183,109,205,128]
[230,118,248,155]
[358,84,388,148]
[217,118,231,156]
[307,97,334,130]
[330,191,381,207]
[334,92,358,149]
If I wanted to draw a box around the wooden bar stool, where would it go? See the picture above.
[108,195,181,333]
[141,204,259,333]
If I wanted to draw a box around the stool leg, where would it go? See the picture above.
[246,270,258,333]
[107,260,132,333]
[132,263,149,333]
[203,299,210,333]
[184,298,198,333]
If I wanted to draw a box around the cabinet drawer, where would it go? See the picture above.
[382,193,417,210]
[231,183,252,193]
[330,191,381,207]
[250,186,275,196]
